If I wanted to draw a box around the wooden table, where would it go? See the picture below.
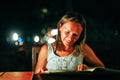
[0,69,120,80]
[0,72,33,80]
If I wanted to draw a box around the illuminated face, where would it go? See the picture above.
[59,22,83,47]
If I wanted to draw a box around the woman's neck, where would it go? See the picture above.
[58,43,73,52]
[53,41,74,51]
[52,42,74,56]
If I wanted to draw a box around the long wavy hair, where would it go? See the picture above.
[55,12,87,56]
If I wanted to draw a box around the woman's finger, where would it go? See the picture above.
[77,64,84,71]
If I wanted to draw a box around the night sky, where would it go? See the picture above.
[0,0,120,71]
[0,0,120,33]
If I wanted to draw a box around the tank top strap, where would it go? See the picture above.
[47,43,56,61]
[47,43,54,54]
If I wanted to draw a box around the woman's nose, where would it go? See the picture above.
[67,34,73,41]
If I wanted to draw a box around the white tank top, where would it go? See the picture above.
[46,43,83,72]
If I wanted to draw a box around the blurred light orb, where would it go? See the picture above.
[13,32,18,41]
[42,8,48,13]
[15,41,18,45]
[34,35,39,42]
[18,37,23,43]
[19,42,24,46]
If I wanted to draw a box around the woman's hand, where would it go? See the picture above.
[34,67,48,74]
[38,68,49,74]
[77,64,89,71]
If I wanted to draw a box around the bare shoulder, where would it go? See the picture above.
[83,43,93,51]
[40,44,48,51]
[38,44,48,57]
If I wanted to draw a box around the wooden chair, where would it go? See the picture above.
[32,46,41,71]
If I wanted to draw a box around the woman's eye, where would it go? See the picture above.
[73,34,78,37]
[65,31,69,35]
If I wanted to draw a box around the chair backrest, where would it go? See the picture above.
[32,46,41,71]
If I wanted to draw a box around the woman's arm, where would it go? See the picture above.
[34,44,48,74]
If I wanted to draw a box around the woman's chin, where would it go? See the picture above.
[64,43,73,47]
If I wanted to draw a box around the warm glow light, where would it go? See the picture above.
[42,8,48,13]
[19,42,24,46]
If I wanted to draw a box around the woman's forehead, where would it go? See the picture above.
[61,22,83,31]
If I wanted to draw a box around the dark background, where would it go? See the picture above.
[0,0,120,71]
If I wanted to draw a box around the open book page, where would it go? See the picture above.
[44,70,68,73]
[83,67,97,72]
[43,68,96,73]
[42,67,102,73]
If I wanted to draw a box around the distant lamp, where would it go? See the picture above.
[42,8,48,13]
[51,29,58,36]
[34,35,39,43]
[13,32,18,41]
[15,41,19,45]
[18,37,23,43]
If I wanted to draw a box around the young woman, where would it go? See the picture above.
[34,12,105,74]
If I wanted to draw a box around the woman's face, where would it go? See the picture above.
[59,21,83,47]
